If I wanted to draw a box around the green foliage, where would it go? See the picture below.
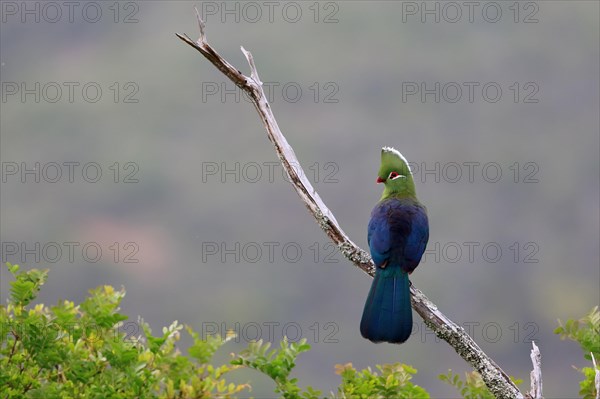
[335,362,429,399]
[555,306,600,399]
[439,370,493,399]
[439,370,494,399]
[1,263,249,399]
[1,263,432,399]
[5,263,597,399]
[232,338,318,399]
[438,370,523,399]
[6,263,47,307]
[555,306,600,360]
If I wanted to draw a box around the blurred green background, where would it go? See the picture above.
[1,1,598,397]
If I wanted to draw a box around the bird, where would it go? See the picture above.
[360,147,429,344]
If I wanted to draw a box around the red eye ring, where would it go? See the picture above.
[389,171,398,179]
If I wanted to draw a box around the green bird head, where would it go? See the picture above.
[376,147,416,199]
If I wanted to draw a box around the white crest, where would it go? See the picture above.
[382,146,412,175]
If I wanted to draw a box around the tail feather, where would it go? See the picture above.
[360,268,412,343]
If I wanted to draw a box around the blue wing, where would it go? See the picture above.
[367,199,429,273]
[402,206,429,273]
[367,214,391,268]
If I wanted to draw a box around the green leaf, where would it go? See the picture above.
[7,264,48,307]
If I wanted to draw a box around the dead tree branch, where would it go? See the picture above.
[176,11,523,399]
[528,341,543,399]
[592,353,600,399]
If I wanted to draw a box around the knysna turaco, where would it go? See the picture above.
[360,147,429,344]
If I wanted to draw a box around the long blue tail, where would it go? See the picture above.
[360,267,412,343]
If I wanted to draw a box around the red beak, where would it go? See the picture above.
[376,176,385,184]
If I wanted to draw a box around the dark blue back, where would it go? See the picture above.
[368,197,429,274]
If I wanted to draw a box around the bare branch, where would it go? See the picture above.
[194,7,205,43]
[592,353,600,399]
[177,15,523,399]
[528,341,543,399]
[240,46,263,86]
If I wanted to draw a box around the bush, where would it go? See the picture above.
[0,263,429,399]
[2,263,597,398]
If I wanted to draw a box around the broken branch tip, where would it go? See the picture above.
[194,6,206,41]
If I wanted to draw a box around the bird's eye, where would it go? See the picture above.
[388,171,405,180]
